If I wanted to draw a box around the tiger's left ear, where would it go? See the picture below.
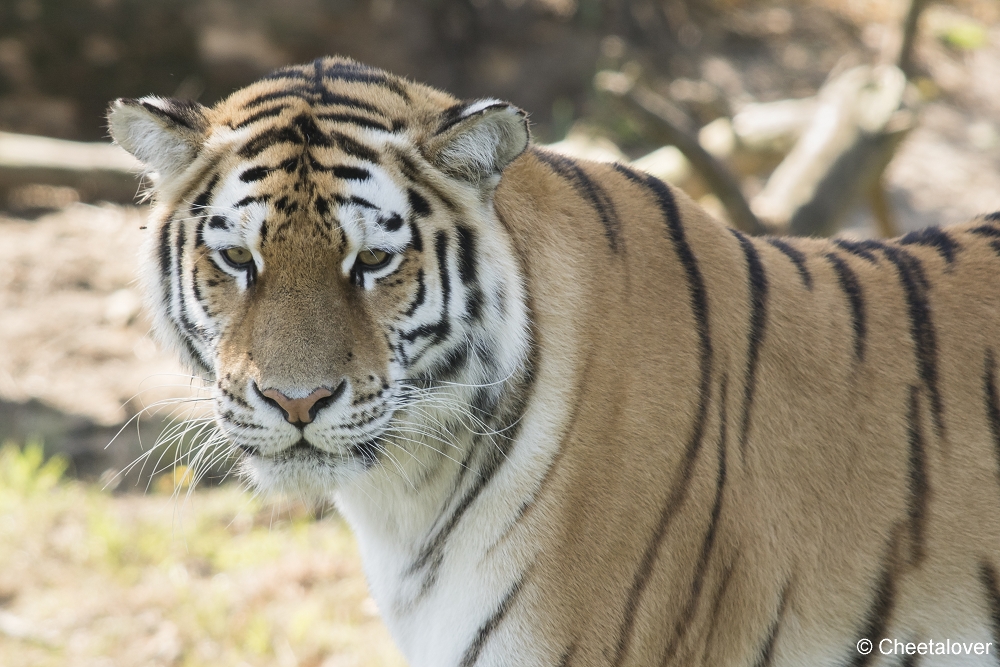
[425,100,529,185]
[107,96,209,181]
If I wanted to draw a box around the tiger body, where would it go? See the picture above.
[108,57,1000,667]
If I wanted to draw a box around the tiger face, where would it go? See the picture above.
[108,58,533,497]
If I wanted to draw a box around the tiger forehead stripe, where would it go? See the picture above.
[262,58,411,101]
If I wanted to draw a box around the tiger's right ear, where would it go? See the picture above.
[107,97,209,180]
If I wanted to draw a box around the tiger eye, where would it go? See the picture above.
[222,247,254,266]
[357,249,389,266]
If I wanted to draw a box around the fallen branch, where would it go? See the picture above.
[597,72,768,235]
[0,132,142,207]
[750,65,913,237]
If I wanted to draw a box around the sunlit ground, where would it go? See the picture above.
[0,443,406,667]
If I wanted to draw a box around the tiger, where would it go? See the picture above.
[107,56,1000,667]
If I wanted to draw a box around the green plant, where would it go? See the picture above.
[0,440,68,496]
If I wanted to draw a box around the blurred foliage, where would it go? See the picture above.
[0,0,995,144]
[0,439,67,496]
[0,0,880,142]
[934,14,989,49]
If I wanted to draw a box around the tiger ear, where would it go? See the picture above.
[107,96,209,180]
[425,100,529,185]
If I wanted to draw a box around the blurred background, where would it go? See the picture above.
[0,0,998,665]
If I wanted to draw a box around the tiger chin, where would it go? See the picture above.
[109,56,1000,667]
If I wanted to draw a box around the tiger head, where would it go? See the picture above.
[108,58,533,498]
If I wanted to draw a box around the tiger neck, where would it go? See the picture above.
[333,356,543,665]
[332,195,544,662]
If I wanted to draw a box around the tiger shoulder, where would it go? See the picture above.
[108,56,1000,667]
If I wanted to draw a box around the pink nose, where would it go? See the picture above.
[261,387,334,425]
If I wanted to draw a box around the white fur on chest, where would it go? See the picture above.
[335,374,571,667]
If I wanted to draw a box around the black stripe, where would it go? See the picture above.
[430,341,471,380]
[985,350,1000,479]
[701,561,736,658]
[979,561,1000,655]
[320,59,411,100]
[139,100,198,129]
[292,113,332,147]
[879,245,945,439]
[610,163,713,667]
[314,195,329,216]
[402,269,426,317]
[970,224,1000,238]
[751,582,791,667]
[273,196,296,213]
[985,212,1000,222]
[401,231,451,345]
[824,252,867,361]
[834,238,883,264]
[899,227,960,264]
[905,386,928,566]
[316,112,392,132]
[316,90,385,117]
[329,130,380,163]
[208,215,228,229]
[234,194,269,208]
[902,653,920,667]
[487,437,570,558]
[322,165,370,180]
[408,188,432,217]
[459,568,530,667]
[970,225,1000,258]
[849,541,898,667]
[382,214,403,232]
[456,225,484,321]
[171,223,210,370]
[190,174,219,214]
[219,386,251,409]
[456,226,479,283]
[232,104,287,129]
[393,148,459,212]
[238,126,303,159]
[659,374,728,667]
[241,87,312,110]
[408,433,518,596]
[537,151,622,252]
[730,230,768,460]
[194,216,207,248]
[239,165,272,183]
[190,263,210,317]
[765,237,812,290]
[409,219,424,253]
[406,350,536,599]
[437,102,472,135]
[332,194,376,210]
[241,85,387,118]
[158,219,172,280]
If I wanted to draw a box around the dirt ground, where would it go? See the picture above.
[0,203,210,483]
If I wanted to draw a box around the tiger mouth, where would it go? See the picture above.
[237,437,381,467]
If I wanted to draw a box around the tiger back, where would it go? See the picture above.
[108,57,1000,667]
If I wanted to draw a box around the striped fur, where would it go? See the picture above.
[110,57,1000,666]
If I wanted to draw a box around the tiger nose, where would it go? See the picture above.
[259,384,341,426]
